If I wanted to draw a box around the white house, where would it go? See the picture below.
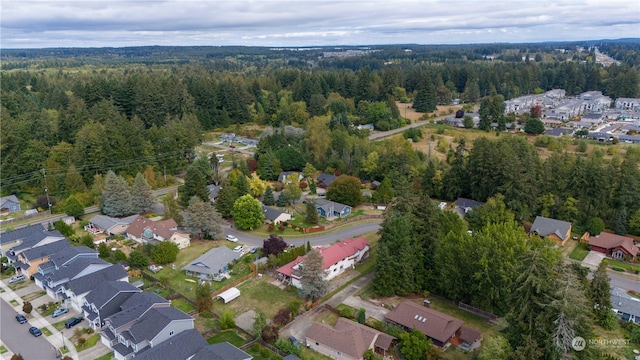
[277,237,370,288]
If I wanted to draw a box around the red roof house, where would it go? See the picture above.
[125,216,191,249]
[589,232,638,260]
[276,237,370,288]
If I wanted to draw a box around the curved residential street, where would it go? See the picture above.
[223,220,382,248]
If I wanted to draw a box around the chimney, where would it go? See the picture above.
[423,299,431,308]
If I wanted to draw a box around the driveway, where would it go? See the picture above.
[582,251,606,271]
[343,296,388,321]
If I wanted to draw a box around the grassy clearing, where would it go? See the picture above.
[299,347,333,360]
[603,258,640,274]
[314,309,339,326]
[171,298,196,313]
[591,323,636,359]
[212,277,300,319]
[427,298,506,339]
[206,330,245,347]
[0,345,7,354]
[41,327,53,336]
[39,302,62,317]
[22,290,46,302]
[9,299,18,306]
[52,319,67,331]
[173,240,218,268]
[568,243,590,261]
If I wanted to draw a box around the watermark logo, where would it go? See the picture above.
[572,336,586,351]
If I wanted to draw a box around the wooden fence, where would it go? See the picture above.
[211,272,256,298]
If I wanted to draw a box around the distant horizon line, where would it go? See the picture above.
[2,38,639,51]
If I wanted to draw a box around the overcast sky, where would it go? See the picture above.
[2,1,639,49]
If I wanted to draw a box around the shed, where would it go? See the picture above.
[216,287,240,304]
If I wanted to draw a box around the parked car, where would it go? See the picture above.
[52,308,69,318]
[8,275,26,284]
[29,326,42,337]
[225,235,238,242]
[249,247,258,254]
[65,317,83,329]
[233,245,243,252]
[289,336,302,347]
[15,314,27,324]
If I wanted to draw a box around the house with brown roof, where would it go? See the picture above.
[276,237,369,288]
[125,216,190,249]
[305,317,395,360]
[589,232,638,260]
[385,300,480,349]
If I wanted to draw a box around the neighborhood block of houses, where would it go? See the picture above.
[0,194,21,214]
[1,224,251,360]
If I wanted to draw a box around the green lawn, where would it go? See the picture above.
[603,258,640,273]
[212,277,301,319]
[52,319,67,331]
[41,327,53,336]
[75,333,100,351]
[206,330,245,347]
[39,303,62,317]
[171,298,196,313]
[93,352,113,360]
[568,243,590,261]
[0,345,8,354]
[427,298,506,339]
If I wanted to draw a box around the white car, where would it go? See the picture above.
[225,235,238,242]
[233,246,243,252]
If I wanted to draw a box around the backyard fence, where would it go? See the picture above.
[458,302,498,322]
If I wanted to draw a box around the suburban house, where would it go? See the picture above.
[615,98,640,111]
[611,287,640,324]
[37,257,111,302]
[134,329,252,360]
[544,128,575,137]
[0,195,21,214]
[64,264,129,311]
[82,281,142,329]
[84,214,138,236]
[262,205,292,224]
[126,215,191,249]
[182,246,241,281]
[278,171,303,184]
[1,224,65,260]
[453,198,485,218]
[317,173,337,189]
[102,304,194,360]
[589,232,638,260]
[385,300,481,349]
[277,237,370,288]
[13,240,72,277]
[305,317,395,360]
[529,216,572,246]
[316,199,352,219]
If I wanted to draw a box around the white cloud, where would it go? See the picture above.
[1,0,638,48]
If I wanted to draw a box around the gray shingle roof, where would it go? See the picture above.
[84,281,141,310]
[262,205,287,222]
[182,247,241,277]
[9,230,65,253]
[126,307,192,344]
[529,216,572,239]
[453,198,485,209]
[89,214,138,231]
[611,288,640,322]
[47,257,109,284]
[0,224,46,245]
[49,246,97,267]
[315,199,350,213]
[133,329,207,360]
[107,293,170,329]
[21,240,71,261]
[67,264,127,296]
[191,342,253,360]
[317,173,337,186]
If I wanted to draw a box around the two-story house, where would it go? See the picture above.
[82,281,142,329]
[277,237,369,288]
[37,257,110,302]
[13,240,71,277]
[125,216,190,249]
[133,329,253,360]
[1,224,65,260]
[101,296,193,360]
[63,264,129,311]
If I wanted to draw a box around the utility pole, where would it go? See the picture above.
[164,165,167,183]
[42,168,52,214]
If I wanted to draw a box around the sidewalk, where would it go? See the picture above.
[0,282,79,360]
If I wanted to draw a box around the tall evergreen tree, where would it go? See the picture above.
[179,165,209,207]
[101,170,133,217]
[305,199,319,225]
[263,186,275,206]
[299,249,328,300]
[413,75,436,113]
[183,196,223,239]
[215,184,238,218]
[130,173,155,214]
[590,262,613,328]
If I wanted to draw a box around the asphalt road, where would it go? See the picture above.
[1,299,57,360]
[225,221,382,248]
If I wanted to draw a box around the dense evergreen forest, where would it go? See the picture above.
[1,41,640,234]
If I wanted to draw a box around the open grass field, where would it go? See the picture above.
[604,258,640,274]
[212,277,300,319]
[568,242,590,261]
[206,329,245,347]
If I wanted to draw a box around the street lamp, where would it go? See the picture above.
[62,330,66,351]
